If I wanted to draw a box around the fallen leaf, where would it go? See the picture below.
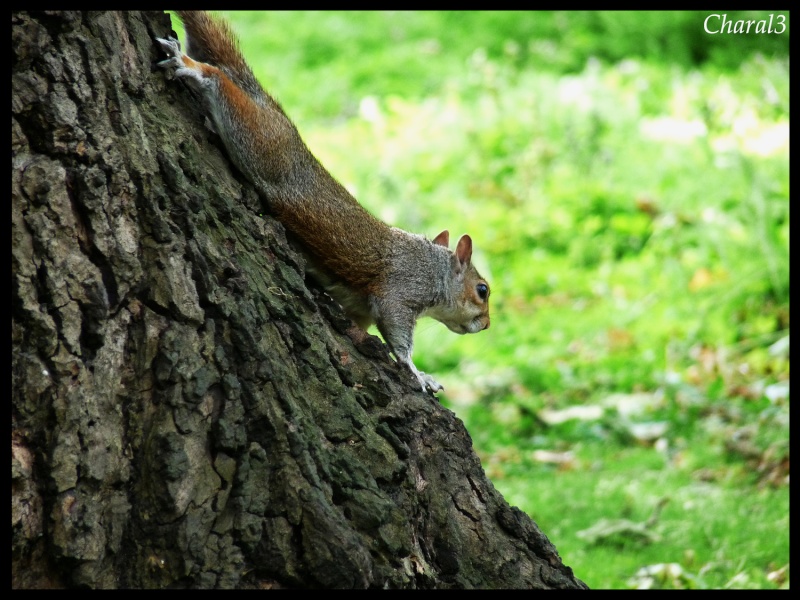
[538,405,604,425]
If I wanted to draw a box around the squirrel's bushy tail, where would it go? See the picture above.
[175,11,266,102]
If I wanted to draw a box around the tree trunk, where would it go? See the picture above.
[11,10,587,589]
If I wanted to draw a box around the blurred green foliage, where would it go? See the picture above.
[176,11,789,589]
[200,11,789,119]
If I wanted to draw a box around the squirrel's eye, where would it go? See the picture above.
[476,283,488,300]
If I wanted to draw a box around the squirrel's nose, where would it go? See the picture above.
[483,320,490,331]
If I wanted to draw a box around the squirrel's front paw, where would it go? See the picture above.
[393,348,444,394]
[414,371,444,395]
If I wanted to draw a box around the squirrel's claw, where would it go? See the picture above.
[155,37,184,69]
[156,36,181,56]
[414,369,444,395]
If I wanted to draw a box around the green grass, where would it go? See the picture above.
[176,11,789,589]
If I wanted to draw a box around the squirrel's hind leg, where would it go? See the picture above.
[156,37,209,89]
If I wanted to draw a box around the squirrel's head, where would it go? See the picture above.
[430,231,491,334]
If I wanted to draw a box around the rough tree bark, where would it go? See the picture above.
[11,10,588,589]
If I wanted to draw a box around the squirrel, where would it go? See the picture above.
[156,11,490,394]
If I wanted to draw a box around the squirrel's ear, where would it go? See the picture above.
[455,234,473,267]
[433,230,450,248]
